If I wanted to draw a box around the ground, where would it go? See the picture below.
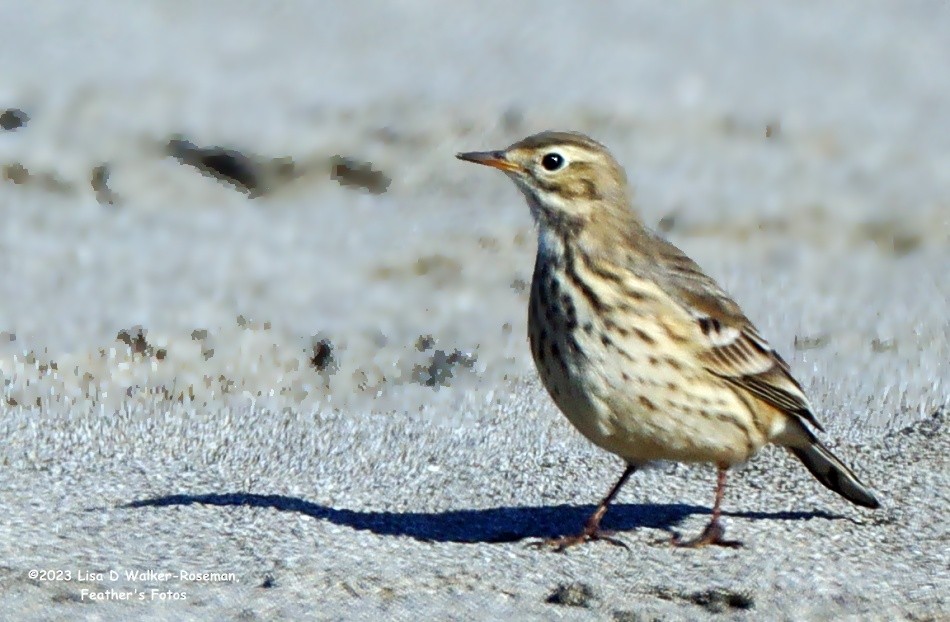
[0,2,947,620]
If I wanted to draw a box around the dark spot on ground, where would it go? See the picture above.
[190,329,214,360]
[50,591,86,604]
[870,337,897,353]
[2,162,72,192]
[794,334,830,351]
[857,221,923,257]
[689,588,754,613]
[116,326,150,355]
[167,137,266,195]
[309,337,336,372]
[652,586,754,613]
[329,155,390,194]
[91,163,118,206]
[373,255,462,285]
[236,315,271,330]
[477,236,499,251]
[0,108,28,131]
[412,348,477,388]
[510,277,528,294]
[2,162,29,184]
[546,582,596,607]
[415,334,436,351]
[894,408,944,440]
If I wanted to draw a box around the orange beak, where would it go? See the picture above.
[456,150,522,173]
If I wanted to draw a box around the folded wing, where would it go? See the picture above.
[647,233,824,432]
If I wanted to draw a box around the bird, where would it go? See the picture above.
[456,131,880,549]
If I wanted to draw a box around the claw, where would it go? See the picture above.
[527,464,637,553]
[670,520,742,548]
[529,529,629,552]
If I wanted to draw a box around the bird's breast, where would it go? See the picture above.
[528,254,765,466]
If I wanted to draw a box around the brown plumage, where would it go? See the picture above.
[457,131,879,549]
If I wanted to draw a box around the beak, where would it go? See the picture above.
[456,150,522,173]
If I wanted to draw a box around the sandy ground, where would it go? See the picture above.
[1,2,948,620]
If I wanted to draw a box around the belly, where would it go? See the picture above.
[529,304,768,467]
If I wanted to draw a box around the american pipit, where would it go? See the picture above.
[457,131,879,549]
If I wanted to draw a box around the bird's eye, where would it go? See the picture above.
[541,152,565,171]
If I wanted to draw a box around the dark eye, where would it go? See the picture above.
[541,152,565,171]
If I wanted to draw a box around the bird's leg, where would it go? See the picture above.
[672,466,742,548]
[534,464,637,552]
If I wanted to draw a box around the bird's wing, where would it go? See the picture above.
[647,234,825,432]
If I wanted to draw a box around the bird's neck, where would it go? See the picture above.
[536,225,567,264]
[534,199,647,264]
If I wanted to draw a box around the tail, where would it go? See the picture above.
[788,441,880,509]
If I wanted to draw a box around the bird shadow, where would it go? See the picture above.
[120,493,846,544]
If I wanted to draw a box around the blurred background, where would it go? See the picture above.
[1,1,947,424]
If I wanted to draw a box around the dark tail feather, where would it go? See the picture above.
[789,442,880,509]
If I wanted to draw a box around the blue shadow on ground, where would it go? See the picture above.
[121,494,844,544]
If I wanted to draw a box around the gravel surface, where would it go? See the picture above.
[1,2,948,620]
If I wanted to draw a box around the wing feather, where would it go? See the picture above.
[643,232,825,432]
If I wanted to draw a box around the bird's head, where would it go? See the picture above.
[457,131,635,235]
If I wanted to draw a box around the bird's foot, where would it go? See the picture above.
[670,520,742,549]
[530,527,628,553]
